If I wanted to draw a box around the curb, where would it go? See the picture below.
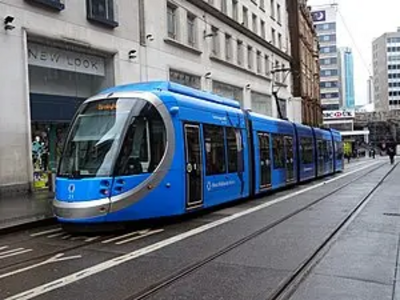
[0,216,57,236]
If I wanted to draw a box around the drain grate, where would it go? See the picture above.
[383,213,400,217]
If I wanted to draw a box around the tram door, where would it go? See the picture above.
[258,133,272,189]
[285,136,295,182]
[184,124,203,209]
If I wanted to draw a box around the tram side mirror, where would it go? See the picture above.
[169,106,179,116]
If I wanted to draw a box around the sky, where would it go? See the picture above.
[308,0,400,106]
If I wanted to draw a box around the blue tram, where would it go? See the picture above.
[54,82,343,226]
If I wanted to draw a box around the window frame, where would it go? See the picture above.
[226,127,243,173]
[211,26,220,56]
[272,134,285,169]
[167,2,178,39]
[300,137,314,165]
[86,0,118,28]
[25,0,65,11]
[187,13,197,47]
[203,124,227,176]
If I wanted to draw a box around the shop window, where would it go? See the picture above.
[300,137,313,164]
[226,127,243,173]
[25,0,65,11]
[272,134,284,169]
[169,69,201,89]
[204,125,226,175]
[87,0,119,28]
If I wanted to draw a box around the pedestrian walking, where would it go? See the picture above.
[387,146,396,165]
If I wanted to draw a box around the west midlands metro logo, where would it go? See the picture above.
[68,184,76,194]
[207,182,212,192]
[311,11,326,22]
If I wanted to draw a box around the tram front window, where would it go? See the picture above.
[58,98,166,178]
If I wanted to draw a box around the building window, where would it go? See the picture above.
[260,20,266,39]
[252,14,257,33]
[204,125,226,175]
[232,0,238,21]
[274,60,279,81]
[315,23,336,31]
[272,134,284,169]
[213,81,243,104]
[277,4,281,23]
[281,64,286,83]
[242,6,248,28]
[237,40,243,65]
[271,28,276,45]
[264,55,270,75]
[225,34,232,61]
[25,0,65,11]
[270,0,275,19]
[87,0,118,27]
[257,51,262,73]
[260,0,265,10]
[211,26,219,56]
[252,92,272,115]
[169,69,201,89]
[320,46,337,53]
[208,0,214,5]
[221,0,227,13]
[167,3,177,39]
[278,33,282,49]
[248,46,253,69]
[187,13,196,47]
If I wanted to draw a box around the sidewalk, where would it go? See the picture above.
[0,191,54,232]
[289,162,400,300]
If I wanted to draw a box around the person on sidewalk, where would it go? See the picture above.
[387,146,396,165]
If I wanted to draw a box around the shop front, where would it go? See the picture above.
[27,39,114,191]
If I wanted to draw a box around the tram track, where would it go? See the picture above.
[121,161,389,300]
[268,161,399,300]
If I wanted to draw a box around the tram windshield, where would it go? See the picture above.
[58,98,166,178]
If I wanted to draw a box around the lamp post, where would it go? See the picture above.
[271,67,292,120]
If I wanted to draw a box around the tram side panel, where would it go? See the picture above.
[294,124,317,182]
[249,114,297,195]
[174,94,250,211]
[313,128,335,177]
[330,129,344,172]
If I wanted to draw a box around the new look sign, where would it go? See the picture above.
[28,43,105,76]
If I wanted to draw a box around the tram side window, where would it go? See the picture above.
[300,137,313,164]
[325,140,333,160]
[204,125,227,175]
[272,134,285,169]
[317,139,324,160]
[115,111,166,176]
[226,127,243,173]
[336,142,344,160]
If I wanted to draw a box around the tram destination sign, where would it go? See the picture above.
[323,110,355,120]
[27,43,105,76]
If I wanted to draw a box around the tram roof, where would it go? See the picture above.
[100,81,241,109]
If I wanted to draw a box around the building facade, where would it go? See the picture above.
[338,47,355,109]
[0,0,295,194]
[367,76,374,105]
[373,27,400,112]
[311,5,340,111]
[287,0,322,126]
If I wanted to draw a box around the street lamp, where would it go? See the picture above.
[270,67,292,120]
